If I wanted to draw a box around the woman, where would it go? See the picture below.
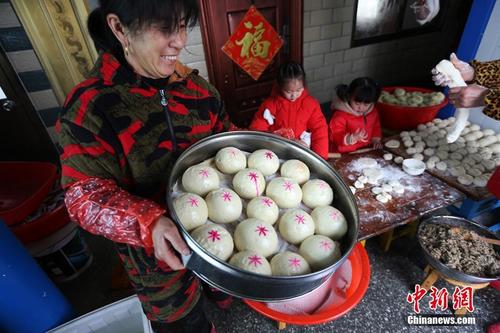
[58,1,229,332]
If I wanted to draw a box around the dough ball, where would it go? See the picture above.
[234,218,278,257]
[229,250,272,275]
[385,139,400,149]
[406,147,417,155]
[191,224,234,261]
[354,180,364,189]
[404,140,414,148]
[232,168,266,199]
[381,184,392,192]
[457,174,473,185]
[358,175,368,183]
[473,175,489,187]
[302,179,334,208]
[279,209,315,244]
[246,196,279,225]
[248,149,280,176]
[311,206,348,240]
[270,251,311,276]
[173,193,208,231]
[215,147,246,174]
[423,148,435,156]
[299,235,341,270]
[280,159,310,184]
[383,153,393,161]
[182,165,219,196]
[372,186,383,194]
[265,177,302,208]
[206,188,242,223]
[413,153,424,161]
[394,156,404,164]
[376,194,389,203]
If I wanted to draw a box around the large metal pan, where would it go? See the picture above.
[417,215,500,284]
[166,131,359,301]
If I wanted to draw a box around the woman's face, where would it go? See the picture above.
[349,98,372,114]
[126,23,187,79]
[281,79,304,102]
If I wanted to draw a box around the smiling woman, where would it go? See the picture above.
[58,1,231,332]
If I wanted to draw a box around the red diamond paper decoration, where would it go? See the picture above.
[222,6,283,81]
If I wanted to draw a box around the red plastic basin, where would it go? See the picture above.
[376,86,448,131]
[244,243,370,326]
[0,162,57,226]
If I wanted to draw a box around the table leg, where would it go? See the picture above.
[359,240,366,247]
[421,266,440,290]
[379,229,394,252]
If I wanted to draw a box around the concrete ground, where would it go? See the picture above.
[57,208,500,333]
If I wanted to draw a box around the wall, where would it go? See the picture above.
[0,0,60,139]
[303,0,468,106]
[468,0,500,132]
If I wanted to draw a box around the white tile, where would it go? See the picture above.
[344,47,364,61]
[304,0,323,11]
[333,6,354,22]
[342,21,352,36]
[29,89,60,111]
[186,26,203,46]
[0,3,21,28]
[303,11,311,27]
[310,40,331,55]
[322,0,344,9]
[331,36,351,51]
[6,50,42,72]
[334,61,351,76]
[320,23,342,39]
[180,44,205,63]
[314,65,334,80]
[304,26,321,42]
[304,54,325,70]
[324,51,344,65]
[310,9,333,26]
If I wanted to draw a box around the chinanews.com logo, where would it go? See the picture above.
[406,284,476,326]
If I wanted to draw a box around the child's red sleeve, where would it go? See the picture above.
[329,112,355,153]
[372,108,382,139]
[307,103,329,159]
[249,99,273,131]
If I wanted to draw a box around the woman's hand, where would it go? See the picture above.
[371,138,382,149]
[432,53,475,85]
[449,84,489,108]
[151,216,190,270]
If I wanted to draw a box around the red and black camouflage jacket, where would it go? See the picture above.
[57,52,229,248]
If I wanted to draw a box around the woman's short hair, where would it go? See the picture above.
[336,77,381,104]
[277,62,306,88]
[88,0,198,55]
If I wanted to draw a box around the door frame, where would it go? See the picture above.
[198,0,303,86]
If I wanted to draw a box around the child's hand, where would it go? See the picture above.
[371,138,382,149]
[346,129,368,145]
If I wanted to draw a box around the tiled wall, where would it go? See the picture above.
[0,0,61,135]
[303,0,467,104]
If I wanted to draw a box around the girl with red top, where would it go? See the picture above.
[250,62,329,159]
[329,77,383,153]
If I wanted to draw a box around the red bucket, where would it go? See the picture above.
[244,243,370,326]
[376,86,448,131]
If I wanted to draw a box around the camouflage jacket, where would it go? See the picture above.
[58,52,229,247]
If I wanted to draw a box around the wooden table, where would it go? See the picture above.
[329,150,465,240]
[382,135,492,201]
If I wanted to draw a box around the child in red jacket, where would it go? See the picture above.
[329,77,383,153]
[250,62,329,159]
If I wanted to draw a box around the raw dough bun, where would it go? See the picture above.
[372,186,383,194]
[383,153,393,161]
[266,177,302,208]
[232,168,266,199]
[302,179,334,208]
[426,161,436,169]
[469,124,480,131]
[428,156,440,164]
[173,193,208,231]
[417,124,427,131]
[381,184,392,192]
[354,180,364,189]
[423,148,435,156]
[299,235,341,270]
[349,186,356,194]
[270,251,311,276]
[229,250,272,275]
[358,175,368,183]
[394,156,404,164]
[182,165,219,196]
[248,149,280,176]
[375,193,389,203]
[234,218,278,257]
[413,135,422,142]
[413,153,424,161]
[450,152,463,161]
[457,174,473,185]
[279,209,315,244]
[490,143,500,154]
[482,129,495,136]
[400,131,410,137]
[357,157,378,169]
[246,196,279,225]
[215,147,246,174]
[206,188,242,223]
[311,206,348,240]
[404,140,414,148]
[450,166,466,177]
[468,168,482,177]
[280,159,310,185]
[385,140,401,149]
[191,224,234,261]
[392,183,405,194]
[406,147,417,155]
[473,175,489,187]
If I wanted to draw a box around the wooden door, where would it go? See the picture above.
[199,0,303,127]
[0,47,58,163]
